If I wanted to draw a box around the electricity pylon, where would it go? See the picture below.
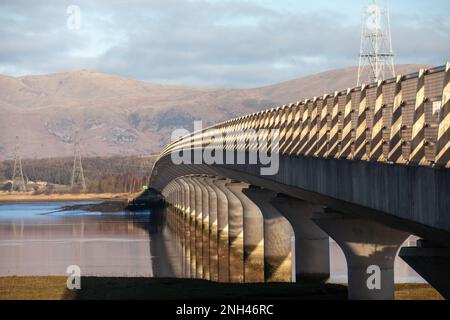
[357,0,395,86]
[11,136,26,192]
[70,129,87,191]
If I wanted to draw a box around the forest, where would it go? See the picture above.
[0,155,156,194]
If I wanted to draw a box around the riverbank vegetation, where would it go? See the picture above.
[0,192,134,202]
[0,155,156,194]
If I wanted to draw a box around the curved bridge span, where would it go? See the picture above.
[150,63,450,300]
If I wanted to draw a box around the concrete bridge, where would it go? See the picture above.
[149,63,450,300]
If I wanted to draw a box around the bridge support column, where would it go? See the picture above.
[214,180,245,283]
[162,182,186,278]
[173,180,185,275]
[190,177,204,279]
[185,178,197,278]
[204,177,219,281]
[178,178,191,279]
[271,195,329,281]
[244,188,294,282]
[399,240,450,299]
[228,183,265,283]
[212,179,231,282]
[196,177,210,280]
[313,212,409,300]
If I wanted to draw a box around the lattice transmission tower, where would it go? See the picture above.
[70,129,87,191]
[357,0,395,86]
[11,136,26,192]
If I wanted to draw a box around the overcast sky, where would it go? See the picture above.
[0,0,449,88]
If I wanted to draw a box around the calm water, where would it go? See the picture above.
[0,201,424,282]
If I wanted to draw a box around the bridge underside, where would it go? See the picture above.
[151,154,450,299]
[152,154,450,246]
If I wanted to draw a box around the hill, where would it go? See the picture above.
[0,64,429,160]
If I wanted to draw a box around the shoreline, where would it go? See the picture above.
[0,193,136,203]
[59,200,128,213]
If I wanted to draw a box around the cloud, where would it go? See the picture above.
[0,0,448,88]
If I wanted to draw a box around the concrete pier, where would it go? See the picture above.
[215,179,244,283]
[185,178,197,278]
[190,177,204,279]
[173,180,185,274]
[244,188,294,282]
[313,212,409,300]
[212,179,231,282]
[271,195,329,281]
[197,177,211,280]
[203,177,219,281]
[178,178,191,278]
[228,183,265,283]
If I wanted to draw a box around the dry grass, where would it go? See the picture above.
[0,276,347,300]
[395,283,444,300]
[0,276,73,300]
[0,276,444,300]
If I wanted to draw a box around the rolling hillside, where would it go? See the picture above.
[0,64,429,160]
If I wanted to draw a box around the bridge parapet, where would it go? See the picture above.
[159,63,449,168]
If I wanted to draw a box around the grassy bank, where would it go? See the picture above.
[0,276,443,300]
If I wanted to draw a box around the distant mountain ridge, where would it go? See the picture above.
[0,64,430,160]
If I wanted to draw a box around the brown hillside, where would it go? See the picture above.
[0,64,430,160]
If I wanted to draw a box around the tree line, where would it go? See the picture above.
[0,155,156,194]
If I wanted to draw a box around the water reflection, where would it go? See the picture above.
[164,206,425,283]
[0,202,156,277]
[0,202,424,283]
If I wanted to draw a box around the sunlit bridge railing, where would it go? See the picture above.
[158,62,449,169]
